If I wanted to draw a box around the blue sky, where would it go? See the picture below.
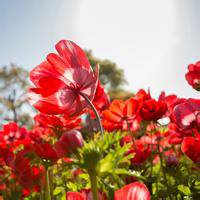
[1,0,200,98]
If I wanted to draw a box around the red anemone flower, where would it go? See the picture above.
[171,98,200,130]
[0,122,28,144]
[66,189,107,200]
[102,98,140,132]
[135,89,151,102]
[66,192,85,200]
[140,99,167,121]
[13,149,44,189]
[34,114,82,132]
[185,61,200,91]
[181,136,200,163]
[32,142,58,162]
[159,92,185,116]
[114,182,151,200]
[28,40,98,116]
[166,123,195,144]
[121,136,151,165]
[90,81,110,118]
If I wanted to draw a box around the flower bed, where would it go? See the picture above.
[0,40,199,199]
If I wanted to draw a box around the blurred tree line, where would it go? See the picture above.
[0,51,133,127]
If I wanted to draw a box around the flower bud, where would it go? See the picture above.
[55,130,84,157]
[165,155,179,167]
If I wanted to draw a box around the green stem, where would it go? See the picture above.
[80,92,104,136]
[157,140,167,181]
[157,139,173,200]
[45,168,51,200]
[89,173,99,200]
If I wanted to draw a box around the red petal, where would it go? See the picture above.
[124,98,139,117]
[181,137,200,163]
[66,192,85,200]
[47,53,70,73]
[30,61,63,86]
[103,110,122,123]
[109,100,125,118]
[55,40,91,71]
[114,182,150,200]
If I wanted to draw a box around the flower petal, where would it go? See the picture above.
[55,40,91,71]
[114,182,150,200]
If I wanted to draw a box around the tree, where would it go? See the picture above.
[86,50,133,99]
[0,64,33,127]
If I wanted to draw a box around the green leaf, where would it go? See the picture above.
[114,169,146,181]
[53,187,64,195]
[97,154,114,176]
[79,173,90,181]
[177,185,191,196]
[61,194,66,200]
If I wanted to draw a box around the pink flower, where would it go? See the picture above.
[171,98,200,130]
[185,61,200,91]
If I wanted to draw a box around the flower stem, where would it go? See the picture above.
[80,92,104,135]
[157,139,167,181]
[45,168,51,200]
[157,139,173,200]
[89,173,99,200]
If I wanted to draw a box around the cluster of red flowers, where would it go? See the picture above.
[0,40,200,199]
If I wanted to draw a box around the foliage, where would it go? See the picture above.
[0,64,32,127]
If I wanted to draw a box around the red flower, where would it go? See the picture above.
[159,92,185,116]
[171,98,200,130]
[122,136,151,165]
[13,149,44,189]
[140,99,167,121]
[66,192,85,200]
[29,128,59,161]
[166,123,194,144]
[66,189,107,200]
[28,40,98,116]
[114,182,150,200]
[135,89,151,102]
[0,142,14,167]
[102,98,140,132]
[55,130,84,157]
[181,136,200,163]
[0,122,28,145]
[90,81,110,118]
[34,114,63,128]
[32,142,58,162]
[185,61,200,91]
[34,113,82,132]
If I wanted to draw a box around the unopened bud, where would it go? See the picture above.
[55,130,84,157]
[165,155,179,167]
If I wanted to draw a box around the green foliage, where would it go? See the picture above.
[52,132,145,199]
[177,185,191,196]
[85,50,126,90]
[108,88,134,100]
[0,64,33,126]
[85,50,134,101]
[78,132,144,196]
